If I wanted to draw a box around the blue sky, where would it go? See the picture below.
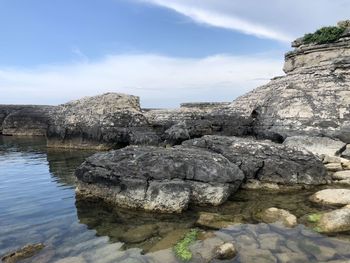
[0,0,349,107]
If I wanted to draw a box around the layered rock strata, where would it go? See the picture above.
[231,24,350,143]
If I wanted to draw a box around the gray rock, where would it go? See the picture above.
[182,135,327,185]
[47,93,160,150]
[332,170,350,180]
[316,207,350,233]
[283,136,346,157]
[75,145,244,213]
[0,105,54,136]
[214,242,237,260]
[341,144,350,158]
[230,35,350,143]
[258,208,297,227]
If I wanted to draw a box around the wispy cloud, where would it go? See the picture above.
[0,54,283,108]
[138,0,350,42]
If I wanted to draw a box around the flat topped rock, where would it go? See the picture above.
[317,206,350,233]
[75,145,244,213]
[310,189,350,206]
[332,171,350,180]
[258,207,297,228]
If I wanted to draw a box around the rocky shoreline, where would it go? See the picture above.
[2,20,350,262]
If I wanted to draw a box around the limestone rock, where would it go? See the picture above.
[310,189,350,206]
[283,136,346,157]
[75,145,244,213]
[341,144,350,159]
[182,135,327,185]
[258,207,297,227]
[47,93,159,150]
[214,242,237,260]
[230,33,350,143]
[317,207,350,233]
[332,170,350,180]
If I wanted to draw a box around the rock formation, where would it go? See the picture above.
[182,135,327,185]
[47,93,160,149]
[231,22,350,143]
[75,146,244,213]
[0,105,54,136]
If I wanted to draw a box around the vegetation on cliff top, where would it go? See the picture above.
[302,26,346,45]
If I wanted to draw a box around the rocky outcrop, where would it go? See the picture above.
[47,93,160,150]
[0,105,53,136]
[182,135,327,185]
[230,22,350,143]
[144,103,252,145]
[75,145,244,213]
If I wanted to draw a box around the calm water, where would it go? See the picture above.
[1,135,350,263]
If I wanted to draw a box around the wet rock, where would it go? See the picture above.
[258,208,297,227]
[47,93,159,150]
[75,146,244,213]
[275,252,309,263]
[1,243,45,263]
[195,212,239,230]
[283,136,346,157]
[149,229,188,252]
[238,248,277,263]
[189,237,224,263]
[316,207,350,233]
[332,170,350,180]
[120,224,158,244]
[310,189,350,206]
[214,242,237,260]
[183,135,327,185]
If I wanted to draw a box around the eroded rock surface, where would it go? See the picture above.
[230,28,350,143]
[182,135,327,185]
[310,189,350,206]
[75,145,244,213]
[47,93,160,149]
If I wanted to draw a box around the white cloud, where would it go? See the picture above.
[0,54,283,108]
[139,0,350,42]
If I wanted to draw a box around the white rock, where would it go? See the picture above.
[332,170,350,180]
[310,189,350,206]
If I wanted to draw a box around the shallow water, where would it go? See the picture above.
[1,135,350,262]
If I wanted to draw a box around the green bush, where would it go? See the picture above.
[173,229,199,261]
[302,26,346,44]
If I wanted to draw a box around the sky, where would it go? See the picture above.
[0,0,349,108]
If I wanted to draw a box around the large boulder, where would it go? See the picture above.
[182,135,327,185]
[316,206,350,233]
[310,189,350,207]
[75,146,244,213]
[230,26,350,143]
[47,93,160,150]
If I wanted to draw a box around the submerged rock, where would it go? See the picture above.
[195,212,239,230]
[182,135,327,185]
[310,189,350,206]
[1,243,45,263]
[75,146,244,213]
[258,207,297,227]
[214,242,237,260]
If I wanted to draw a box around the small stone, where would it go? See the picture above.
[119,224,158,243]
[325,163,343,172]
[310,189,350,206]
[332,170,350,180]
[258,207,297,227]
[1,243,45,263]
[196,212,239,229]
[214,242,237,260]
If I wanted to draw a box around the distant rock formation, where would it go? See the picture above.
[231,21,350,143]
[0,105,54,136]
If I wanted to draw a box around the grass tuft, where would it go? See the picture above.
[307,213,322,223]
